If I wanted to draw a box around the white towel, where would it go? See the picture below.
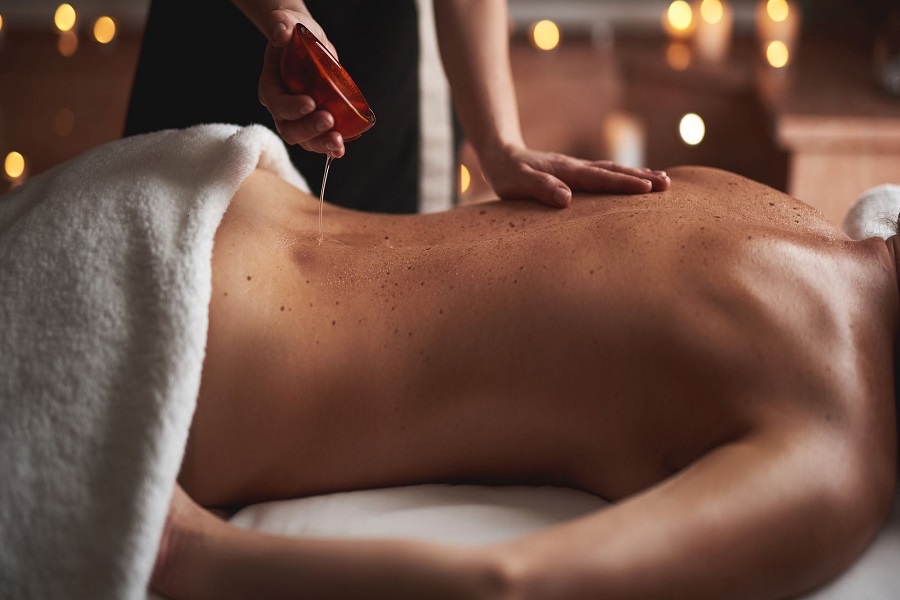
[842,184,900,240]
[0,123,307,600]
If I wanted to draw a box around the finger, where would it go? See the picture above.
[605,163,671,191]
[557,161,653,194]
[269,19,293,47]
[300,132,345,158]
[274,110,335,146]
[262,89,317,121]
[515,165,572,208]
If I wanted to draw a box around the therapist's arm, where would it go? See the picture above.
[432,0,670,208]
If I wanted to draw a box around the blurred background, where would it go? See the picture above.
[0,0,899,224]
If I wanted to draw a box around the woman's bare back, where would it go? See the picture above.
[182,165,897,524]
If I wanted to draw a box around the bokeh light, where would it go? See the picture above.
[700,0,724,25]
[0,14,5,34]
[667,1,694,33]
[58,30,78,57]
[766,0,790,23]
[666,42,692,71]
[5,151,26,180]
[93,16,116,44]
[766,40,790,68]
[460,164,471,194]
[679,113,706,146]
[54,3,76,32]
[530,20,560,51]
[54,109,75,136]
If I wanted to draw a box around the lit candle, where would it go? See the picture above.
[694,0,734,64]
[755,0,801,62]
[603,111,646,169]
[662,1,695,41]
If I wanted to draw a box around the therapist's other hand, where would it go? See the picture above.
[257,9,345,158]
[482,145,671,208]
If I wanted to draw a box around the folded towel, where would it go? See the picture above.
[0,123,307,600]
[842,184,900,240]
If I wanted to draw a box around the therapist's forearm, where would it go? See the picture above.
[433,0,526,159]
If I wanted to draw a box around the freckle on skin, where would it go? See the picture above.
[332,320,336,326]
[280,306,285,311]
[247,276,252,281]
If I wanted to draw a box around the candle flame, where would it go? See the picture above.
[531,20,560,51]
[700,0,724,25]
[766,0,790,23]
[667,1,694,32]
[766,40,790,68]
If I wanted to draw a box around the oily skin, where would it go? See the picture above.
[170,166,898,599]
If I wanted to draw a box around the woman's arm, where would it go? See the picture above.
[154,427,889,599]
[432,0,670,207]
[493,427,891,599]
[151,485,510,600]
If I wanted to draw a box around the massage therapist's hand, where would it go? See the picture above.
[256,9,347,158]
[481,145,671,208]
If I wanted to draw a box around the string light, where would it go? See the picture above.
[667,1,693,33]
[93,16,116,44]
[679,113,706,145]
[4,151,26,180]
[700,0,724,25]
[766,40,789,68]
[766,0,790,23]
[54,3,77,33]
[530,20,560,51]
[58,30,78,57]
[54,109,75,136]
[666,42,692,71]
[460,164,471,194]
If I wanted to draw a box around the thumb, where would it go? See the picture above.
[266,10,296,47]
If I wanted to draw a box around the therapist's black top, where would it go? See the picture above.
[124,0,420,213]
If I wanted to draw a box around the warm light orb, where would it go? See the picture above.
[5,151,25,180]
[667,1,694,32]
[666,41,692,71]
[54,108,75,136]
[54,3,77,32]
[766,40,790,68]
[460,164,471,194]
[58,30,78,57]
[0,14,5,34]
[93,16,116,44]
[679,113,706,146]
[700,0,724,25]
[766,0,790,23]
[530,20,560,51]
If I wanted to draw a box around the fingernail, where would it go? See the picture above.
[326,140,338,151]
[654,170,667,177]
[299,103,314,116]
[274,22,288,36]
[316,118,330,132]
[553,187,570,205]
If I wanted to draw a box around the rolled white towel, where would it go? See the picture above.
[842,184,900,240]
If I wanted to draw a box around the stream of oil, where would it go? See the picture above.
[317,154,334,246]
